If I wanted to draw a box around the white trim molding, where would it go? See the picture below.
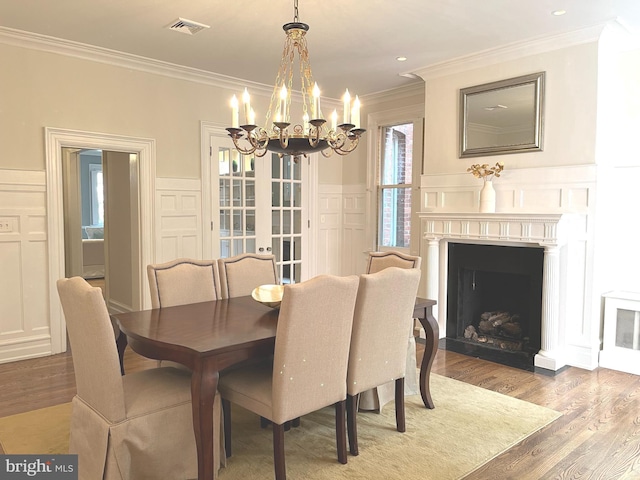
[45,128,156,353]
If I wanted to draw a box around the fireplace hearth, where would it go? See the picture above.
[445,242,543,370]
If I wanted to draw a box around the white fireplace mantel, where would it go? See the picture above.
[419,211,588,371]
[420,212,586,246]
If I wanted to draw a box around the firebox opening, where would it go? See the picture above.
[445,243,543,370]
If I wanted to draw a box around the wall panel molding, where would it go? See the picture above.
[155,178,202,263]
[0,169,50,364]
[419,164,597,214]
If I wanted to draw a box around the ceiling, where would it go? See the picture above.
[1,0,639,99]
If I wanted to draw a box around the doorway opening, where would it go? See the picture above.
[62,148,140,315]
[45,128,156,354]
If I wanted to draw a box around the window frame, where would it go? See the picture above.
[378,124,414,249]
[366,105,424,255]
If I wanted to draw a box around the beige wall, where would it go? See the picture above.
[421,41,599,175]
[0,42,271,178]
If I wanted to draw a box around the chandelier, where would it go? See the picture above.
[226,0,365,163]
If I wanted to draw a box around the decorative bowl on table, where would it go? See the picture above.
[251,284,285,308]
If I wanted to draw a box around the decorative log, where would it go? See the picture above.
[464,325,478,341]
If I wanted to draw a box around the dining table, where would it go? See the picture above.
[114,295,438,480]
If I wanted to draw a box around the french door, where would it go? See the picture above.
[207,130,311,284]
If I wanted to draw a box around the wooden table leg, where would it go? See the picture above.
[115,331,128,375]
[191,359,218,480]
[416,306,439,409]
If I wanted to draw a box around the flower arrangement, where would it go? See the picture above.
[467,161,504,181]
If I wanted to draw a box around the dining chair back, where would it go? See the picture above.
[58,276,225,480]
[366,250,422,273]
[359,250,422,412]
[346,267,421,455]
[147,258,221,308]
[218,274,359,480]
[218,253,278,299]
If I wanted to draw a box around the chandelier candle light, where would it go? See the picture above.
[226,0,365,163]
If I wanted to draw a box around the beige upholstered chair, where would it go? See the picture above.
[57,277,225,480]
[147,258,221,308]
[147,257,224,378]
[358,250,422,412]
[218,274,359,480]
[218,253,278,299]
[366,250,422,274]
[346,267,421,455]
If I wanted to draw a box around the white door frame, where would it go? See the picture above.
[200,121,318,280]
[200,121,226,258]
[45,127,156,353]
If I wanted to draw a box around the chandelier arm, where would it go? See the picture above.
[333,136,362,155]
[320,148,334,158]
[248,127,269,151]
[309,127,320,148]
[327,132,347,150]
[308,119,325,148]
[254,148,269,158]
[230,136,257,156]
[276,126,290,149]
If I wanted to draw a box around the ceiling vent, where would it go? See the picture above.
[166,18,210,35]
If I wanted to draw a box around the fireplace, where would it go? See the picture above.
[445,243,543,370]
[419,212,589,371]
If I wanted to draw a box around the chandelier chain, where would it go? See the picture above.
[293,0,300,23]
[298,37,311,118]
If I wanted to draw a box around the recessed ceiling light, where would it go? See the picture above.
[552,10,566,16]
[396,56,407,62]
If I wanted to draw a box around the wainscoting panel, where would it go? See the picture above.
[421,165,596,214]
[155,178,202,263]
[317,186,342,275]
[342,185,367,275]
[0,170,51,364]
[316,184,367,276]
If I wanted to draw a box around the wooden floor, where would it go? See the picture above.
[1,344,639,479]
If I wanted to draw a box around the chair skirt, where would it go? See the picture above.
[358,335,418,412]
[70,395,225,480]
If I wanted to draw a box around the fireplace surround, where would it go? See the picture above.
[419,212,587,371]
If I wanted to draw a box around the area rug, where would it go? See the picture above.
[0,402,71,455]
[0,374,560,479]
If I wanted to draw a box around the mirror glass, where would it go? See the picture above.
[460,72,544,157]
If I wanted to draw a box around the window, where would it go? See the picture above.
[218,148,255,257]
[89,163,104,226]
[378,123,414,248]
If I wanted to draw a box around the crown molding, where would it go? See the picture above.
[414,24,607,81]
[0,26,274,97]
[361,81,425,105]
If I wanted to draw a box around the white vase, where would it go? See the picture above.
[479,180,496,213]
